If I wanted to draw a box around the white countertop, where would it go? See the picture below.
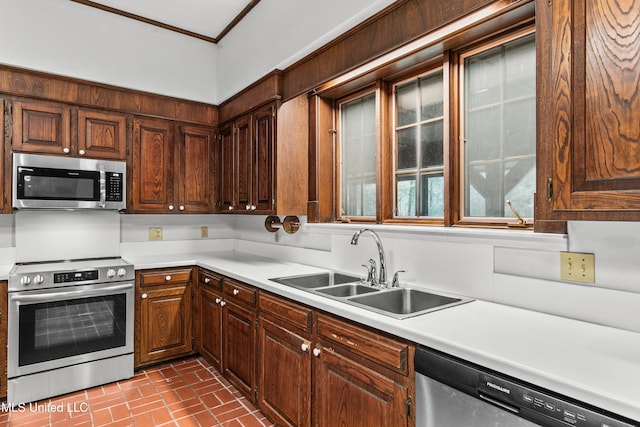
[126,250,640,422]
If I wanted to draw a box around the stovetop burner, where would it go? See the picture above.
[9,257,134,292]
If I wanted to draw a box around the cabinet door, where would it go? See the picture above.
[547,0,640,217]
[223,300,256,402]
[258,319,311,427]
[219,124,235,212]
[199,286,223,372]
[178,125,216,212]
[12,100,71,155]
[235,115,252,211]
[77,109,127,160]
[252,106,274,213]
[313,345,409,427]
[138,282,193,366]
[131,117,174,212]
[0,281,6,399]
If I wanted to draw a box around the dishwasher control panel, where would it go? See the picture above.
[415,346,638,427]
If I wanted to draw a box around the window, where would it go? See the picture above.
[461,32,536,220]
[338,92,377,218]
[394,70,445,218]
[334,26,535,227]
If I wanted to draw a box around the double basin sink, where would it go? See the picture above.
[270,272,471,319]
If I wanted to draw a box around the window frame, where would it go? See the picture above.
[329,22,536,229]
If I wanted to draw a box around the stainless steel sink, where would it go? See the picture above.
[348,288,471,319]
[315,283,380,298]
[270,272,360,289]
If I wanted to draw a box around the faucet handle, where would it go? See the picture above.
[392,270,406,288]
[367,259,378,285]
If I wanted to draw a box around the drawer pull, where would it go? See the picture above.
[313,348,321,357]
[165,275,172,281]
[141,293,147,299]
[215,297,221,304]
[220,301,226,307]
[204,277,210,284]
[233,289,240,296]
[301,343,309,352]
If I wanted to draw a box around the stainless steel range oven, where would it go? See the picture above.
[8,258,134,404]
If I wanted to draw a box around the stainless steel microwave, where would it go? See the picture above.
[12,153,126,210]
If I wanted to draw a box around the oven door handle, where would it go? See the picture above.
[11,283,133,304]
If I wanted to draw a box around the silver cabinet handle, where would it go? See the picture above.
[204,278,210,284]
[78,149,86,155]
[301,343,309,352]
[233,289,240,296]
[215,297,221,304]
[313,348,321,357]
[179,205,185,211]
[228,206,234,211]
[220,301,226,307]
[165,275,172,281]
[63,147,70,154]
[168,205,174,211]
[141,293,147,299]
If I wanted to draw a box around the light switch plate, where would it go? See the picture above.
[201,226,209,238]
[149,227,163,241]
[560,251,595,283]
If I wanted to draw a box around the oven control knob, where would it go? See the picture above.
[33,274,45,285]
[107,269,116,278]
[117,268,127,277]
[20,276,32,286]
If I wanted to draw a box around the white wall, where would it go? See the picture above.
[0,0,217,103]
[215,0,397,102]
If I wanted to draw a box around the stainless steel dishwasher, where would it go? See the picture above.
[415,346,637,427]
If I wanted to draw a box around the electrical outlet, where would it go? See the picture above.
[560,252,595,284]
[148,227,163,241]
[201,226,209,238]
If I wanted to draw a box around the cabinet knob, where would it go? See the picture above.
[251,205,257,211]
[165,275,172,281]
[168,205,174,211]
[233,288,240,296]
[301,343,309,352]
[220,301,226,307]
[215,297,221,304]
[141,293,147,299]
[228,206,234,211]
[245,205,251,211]
[313,348,321,357]
[62,147,70,154]
[78,149,86,155]
[179,205,185,211]
[204,278,210,284]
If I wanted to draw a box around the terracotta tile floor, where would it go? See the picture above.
[0,357,274,427]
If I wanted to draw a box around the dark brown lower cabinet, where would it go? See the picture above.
[258,294,313,427]
[257,293,414,427]
[313,346,409,427]
[223,299,257,401]
[135,268,195,367]
[198,276,224,372]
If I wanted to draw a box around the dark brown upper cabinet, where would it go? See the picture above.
[130,117,216,213]
[219,104,274,214]
[537,0,640,225]
[11,100,72,155]
[77,108,127,160]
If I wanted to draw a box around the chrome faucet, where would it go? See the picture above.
[351,228,387,286]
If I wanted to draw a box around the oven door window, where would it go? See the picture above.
[17,166,100,201]
[18,293,127,366]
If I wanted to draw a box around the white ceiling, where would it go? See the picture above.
[77,0,257,41]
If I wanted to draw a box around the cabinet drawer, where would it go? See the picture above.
[259,293,312,333]
[223,279,257,307]
[316,314,409,375]
[139,268,192,286]
[199,269,222,290]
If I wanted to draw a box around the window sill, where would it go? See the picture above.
[305,222,567,251]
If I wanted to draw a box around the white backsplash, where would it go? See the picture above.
[5,211,640,333]
[15,210,121,262]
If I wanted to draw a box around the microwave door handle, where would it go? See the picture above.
[99,166,106,208]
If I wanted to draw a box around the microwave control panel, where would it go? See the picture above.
[106,172,123,202]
